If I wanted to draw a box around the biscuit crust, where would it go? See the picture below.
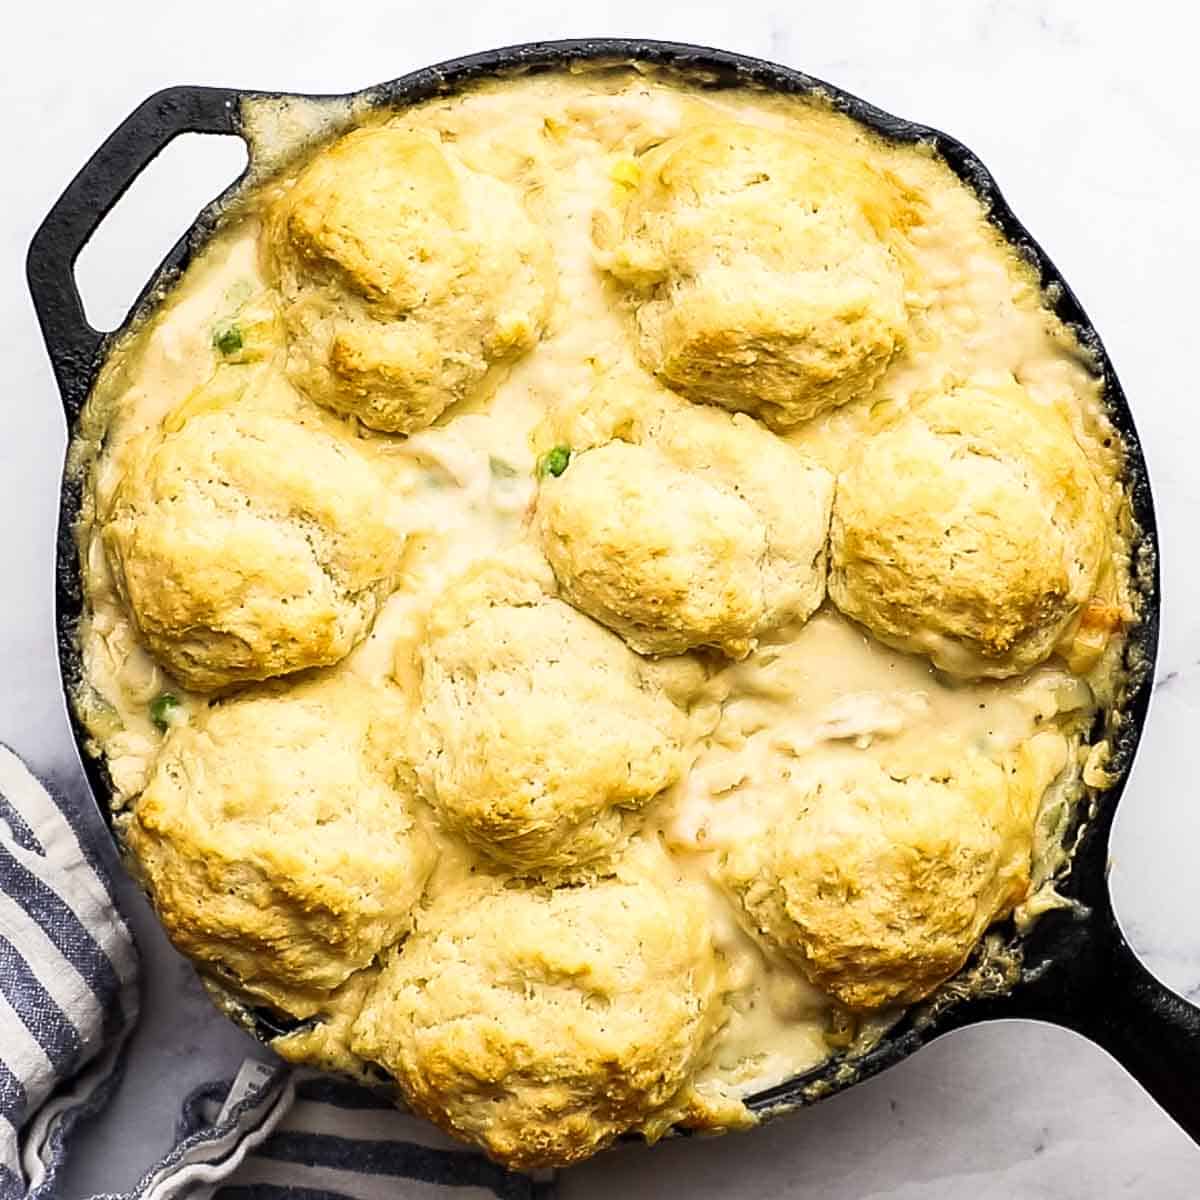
[722,733,1068,1009]
[599,122,913,427]
[402,557,688,869]
[125,678,435,1017]
[101,373,404,692]
[263,127,552,433]
[350,849,726,1167]
[829,375,1108,677]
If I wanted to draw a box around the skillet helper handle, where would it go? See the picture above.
[1045,901,1200,1143]
[26,86,243,419]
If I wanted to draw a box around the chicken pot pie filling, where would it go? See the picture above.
[68,66,1141,1168]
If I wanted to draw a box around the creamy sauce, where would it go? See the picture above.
[71,68,1135,1105]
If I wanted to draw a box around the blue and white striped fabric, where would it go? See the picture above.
[0,747,138,1200]
[0,747,556,1200]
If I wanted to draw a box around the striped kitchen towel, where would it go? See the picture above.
[0,747,139,1200]
[0,746,554,1200]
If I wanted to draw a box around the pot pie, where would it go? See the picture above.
[69,65,1141,1170]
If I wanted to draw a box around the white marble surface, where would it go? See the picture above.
[3,0,1200,1195]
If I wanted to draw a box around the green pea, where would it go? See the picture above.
[150,693,181,732]
[538,446,572,478]
[213,324,244,356]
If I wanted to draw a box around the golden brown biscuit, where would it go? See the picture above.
[262,126,553,433]
[350,846,729,1167]
[100,371,405,692]
[598,122,912,427]
[537,381,833,656]
[124,677,435,1018]
[722,733,1066,1010]
[829,375,1108,678]
[402,556,688,869]
[540,438,768,657]
[647,402,834,633]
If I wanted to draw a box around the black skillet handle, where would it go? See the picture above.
[1018,888,1200,1143]
[27,86,244,419]
[1072,910,1200,1140]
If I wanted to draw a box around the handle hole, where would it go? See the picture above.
[75,133,249,333]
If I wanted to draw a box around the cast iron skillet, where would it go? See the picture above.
[25,37,1195,1149]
